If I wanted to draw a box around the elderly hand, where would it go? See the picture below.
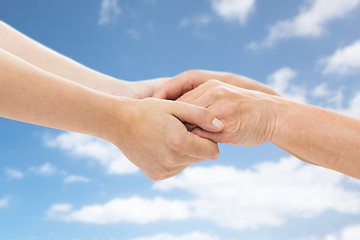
[178,80,281,147]
[153,69,279,100]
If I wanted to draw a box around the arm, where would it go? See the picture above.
[0,48,224,180]
[179,80,360,179]
[0,21,166,98]
[153,69,279,100]
[272,100,360,178]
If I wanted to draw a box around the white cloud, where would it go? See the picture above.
[48,156,360,230]
[211,0,256,24]
[334,92,360,118]
[44,132,137,175]
[293,223,360,240]
[98,0,121,25]
[64,175,90,184]
[155,156,360,230]
[321,40,360,75]
[312,83,331,98]
[30,162,57,176]
[310,84,360,119]
[130,232,219,240]
[5,168,24,180]
[47,204,73,219]
[267,67,307,103]
[325,224,360,240]
[47,197,191,224]
[328,87,345,108]
[0,198,9,208]
[249,0,360,48]
[310,83,345,108]
[291,237,320,240]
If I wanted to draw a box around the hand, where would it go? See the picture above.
[178,80,280,147]
[131,77,170,99]
[153,70,279,100]
[108,97,224,181]
[96,77,170,99]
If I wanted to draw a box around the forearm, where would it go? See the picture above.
[0,21,135,97]
[0,48,129,141]
[272,98,360,179]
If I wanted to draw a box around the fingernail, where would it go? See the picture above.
[212,118,224,129]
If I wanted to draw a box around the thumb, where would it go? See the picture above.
[153,76,191,100]
[170,101,224,132]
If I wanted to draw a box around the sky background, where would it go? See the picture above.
[1,0,360,240]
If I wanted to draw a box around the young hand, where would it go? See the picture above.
[107,97,224,180]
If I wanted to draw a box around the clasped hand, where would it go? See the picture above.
[2,21,358,182]
[123,70,281,181]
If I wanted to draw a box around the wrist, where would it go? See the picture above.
[96,76,138,98]
[95,95,139,144]
[269,96,300,145]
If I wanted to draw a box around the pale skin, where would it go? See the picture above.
[0,21,165,98]
[170,79,360,179]
[0,21,227,180]
[0,44,225,181]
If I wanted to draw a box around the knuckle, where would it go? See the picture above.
[168,135,186,152]
[195,107,211,120]
[227,116,240,132]
[185,69,199,76]
[207,79,222,87]
[211,86,227,99]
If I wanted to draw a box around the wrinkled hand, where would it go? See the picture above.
[111,98,224,181]
[178,80,280,147]
[153,70,279,100]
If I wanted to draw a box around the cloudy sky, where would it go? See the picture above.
[1,0,360,239]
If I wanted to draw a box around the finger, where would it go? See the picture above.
[153,75,194,100]
[171,101,224,132]
[191,127,225,144]
[177,79,221,104]
[183,131,220,160]
[181,89,217,109]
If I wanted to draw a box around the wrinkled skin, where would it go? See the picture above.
[178,80,280,147]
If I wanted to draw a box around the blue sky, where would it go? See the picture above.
[1,0,360,239]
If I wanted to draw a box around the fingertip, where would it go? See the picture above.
[212,117,224,131]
